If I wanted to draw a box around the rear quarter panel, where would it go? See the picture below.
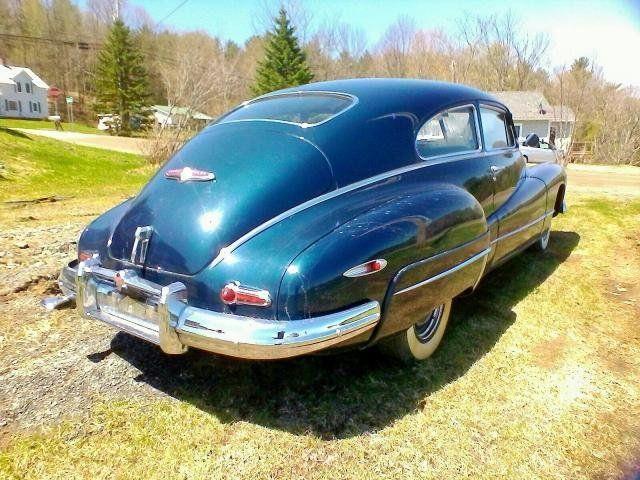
[278,182,489,338]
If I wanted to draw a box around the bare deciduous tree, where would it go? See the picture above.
[378,15,417,77]
[145,33,242,163]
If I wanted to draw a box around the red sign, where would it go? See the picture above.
[48,86,62,98]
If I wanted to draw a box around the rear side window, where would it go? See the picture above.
[416,106,479,159]
[219,93,354,127]
[480,107,514,149]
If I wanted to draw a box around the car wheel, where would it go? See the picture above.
[533,226,551,251]
[380,300,452,363]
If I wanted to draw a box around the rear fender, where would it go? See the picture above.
[277,184,487,324]
[526,163,567,215]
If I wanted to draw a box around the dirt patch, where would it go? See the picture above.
[0,222,81,297]
[531,335,570,370]
[606,280,639,306]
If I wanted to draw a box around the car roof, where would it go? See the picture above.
[215,79,510,187]
[268,78,502,121]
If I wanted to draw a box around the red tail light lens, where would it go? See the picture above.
[79,250,97,262]
[343,259,388,277]
[220,282,271,307]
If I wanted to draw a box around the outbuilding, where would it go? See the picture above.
[490,91,575,149]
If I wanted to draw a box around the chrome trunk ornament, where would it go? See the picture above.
[165,167,215,182]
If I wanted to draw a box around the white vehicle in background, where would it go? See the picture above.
[97,114,116,131]
[520,133,565,164]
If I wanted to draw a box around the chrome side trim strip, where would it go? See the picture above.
[394,247,492,296]
[209,145,530,269]
[210,160,439,267]
[491,210,554,245]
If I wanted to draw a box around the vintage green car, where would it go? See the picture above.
[45,79,567,362]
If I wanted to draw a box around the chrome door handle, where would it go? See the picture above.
[490,165,505,173]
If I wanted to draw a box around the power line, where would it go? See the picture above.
[0,32,98,50]
[156,0,189,26]
[0,31,178,66]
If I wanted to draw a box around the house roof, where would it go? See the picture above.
[152,105,213,121]
[0,65,49,88]
[489,90,575,122]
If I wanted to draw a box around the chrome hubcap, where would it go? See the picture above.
[414,304,445,343]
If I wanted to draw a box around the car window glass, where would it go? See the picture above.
[416,106,478,158]
[480,107,512,149]
[219,93,354,126]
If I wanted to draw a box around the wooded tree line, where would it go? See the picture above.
[0,0,638,164]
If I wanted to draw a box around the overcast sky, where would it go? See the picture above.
[129,0,640,87]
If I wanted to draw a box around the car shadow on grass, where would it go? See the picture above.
[108,230,579,439]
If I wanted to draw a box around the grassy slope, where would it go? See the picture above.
[0,118,104,135]
[0,136,639,478]
[0,127,151,202]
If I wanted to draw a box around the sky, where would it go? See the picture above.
[128,0,640,87]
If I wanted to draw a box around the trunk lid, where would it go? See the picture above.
[108,123,334,275]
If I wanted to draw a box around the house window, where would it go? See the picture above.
[37,101,41,112]
[514,123,522,140]
[7,100,17,111]
[26,83,31,93]
[16,81,22,92]
[29,101,33,112]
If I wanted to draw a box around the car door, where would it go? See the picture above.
[415,104,495,222]
[479,105,524,216]
[479,104,547,264]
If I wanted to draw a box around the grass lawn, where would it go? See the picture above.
[0,118,104,135]
[0,133,638,478]
[0,127,152,203]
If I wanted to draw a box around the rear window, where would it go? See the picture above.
[219,93,354,127]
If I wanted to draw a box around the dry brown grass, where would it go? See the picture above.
[0,192,639,479]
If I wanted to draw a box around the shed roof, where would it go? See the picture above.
[152,105,213,121]
[489,90,575,122]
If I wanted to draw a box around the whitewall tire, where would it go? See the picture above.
[380,300,452,362]
[533,226,551,251]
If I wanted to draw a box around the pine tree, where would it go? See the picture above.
[252,8,313,96]
[94,19,149,136]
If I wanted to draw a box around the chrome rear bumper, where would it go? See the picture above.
[45,258,380,359]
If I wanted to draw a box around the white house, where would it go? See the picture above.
[490,91,575,149]
[0,63,49,119]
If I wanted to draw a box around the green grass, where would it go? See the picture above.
[0,139,639,479]
[0,127,152,202]
[0,118,103,135]
[0,194,639,479]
